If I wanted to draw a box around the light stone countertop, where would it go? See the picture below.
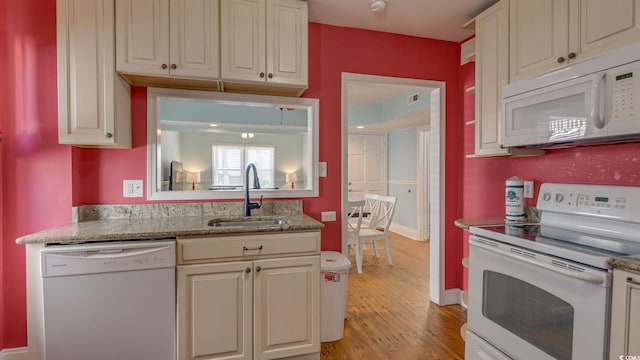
[17,201,324,245]
[609,256,640,273]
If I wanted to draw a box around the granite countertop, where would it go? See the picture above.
[609,256,640,273]
[455,207,541,230]
[16,201,324,245]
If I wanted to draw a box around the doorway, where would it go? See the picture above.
[341,73,447,305]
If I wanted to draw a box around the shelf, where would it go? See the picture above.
[466,52,476,62]
[462,257,469,268]
[465,85,476,93]
[460,323,468,341]
[465,120,476,126]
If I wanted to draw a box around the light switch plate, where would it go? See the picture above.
[318,162,327,177]
[321,211,336,222]
[123,180,144,198]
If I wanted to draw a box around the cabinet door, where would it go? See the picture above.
[169,0,220,79]
[177,262,252,360]
[115,0,170,76]
[266,0,308,87]
[579,0,640,60]
[509,0,571,82]
[610,268,640,358]
[474,0,511,156]
[254,256,320,360]
[221,0,266,82]
[57,0,131,147]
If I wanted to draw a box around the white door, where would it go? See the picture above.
[348,134,386,201]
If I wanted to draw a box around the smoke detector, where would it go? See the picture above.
[370,0,387,12]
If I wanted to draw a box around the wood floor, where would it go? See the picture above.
[320,233,467,360]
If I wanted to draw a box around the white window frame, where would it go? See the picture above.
[212,144,275,188]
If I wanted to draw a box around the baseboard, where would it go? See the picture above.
[0,347,29,360]
[441,288,462,306]
[390,223,418,240]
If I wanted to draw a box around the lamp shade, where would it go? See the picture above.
[285,172,297,183]
[186,172,201,183]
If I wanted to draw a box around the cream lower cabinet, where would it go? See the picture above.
[220,0,308,96]
[177,232,320,360]
[609,268,640,359]
[57,0,131,147]
[510,0,640,82]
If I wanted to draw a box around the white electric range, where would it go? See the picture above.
[465,183,640,360]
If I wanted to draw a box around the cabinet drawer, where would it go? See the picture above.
[177,231,320,264]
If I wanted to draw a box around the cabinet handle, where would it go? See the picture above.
[268,73,273,79]
[106,132,113,139]
[259,72,265,78]
[567,52,577,60]
[245,267,251,273]
[243,245,263,251]
[557,57,565,63]
[171,64,177,70]
[255,266,262,272]
[161,64,168,69]
[627,277,640,286]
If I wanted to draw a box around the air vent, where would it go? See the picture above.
[550,259,585,272]
[407,93,419,105]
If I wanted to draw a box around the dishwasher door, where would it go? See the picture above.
[41,240,176,360]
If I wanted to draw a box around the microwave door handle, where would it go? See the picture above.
[590,72,606,129]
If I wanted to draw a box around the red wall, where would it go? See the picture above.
[1,0,73,349]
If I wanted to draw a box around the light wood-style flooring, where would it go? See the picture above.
[320,233,467,360]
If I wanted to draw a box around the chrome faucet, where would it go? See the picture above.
[244,163,263,216]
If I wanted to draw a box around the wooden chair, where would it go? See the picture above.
[348,194,398,273]
[346,200,366,273]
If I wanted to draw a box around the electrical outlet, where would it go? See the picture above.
[123,180,144,198]
[524,181,534,198]
[321,211,336,222]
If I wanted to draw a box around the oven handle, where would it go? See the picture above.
[470,238,607,286]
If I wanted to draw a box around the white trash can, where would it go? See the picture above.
[320,251,351,342]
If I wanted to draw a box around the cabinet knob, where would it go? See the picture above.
[106,132,113,139]
[268,73,273,79]
[567,52,577,60]
[557,57,565,63]
[161,64,168,69]
[255,266,262,272]
[245,267,251,273]
[171,64,177,70]
[259,72,265,78]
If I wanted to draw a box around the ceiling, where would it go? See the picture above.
[312,0,497,133]
[307,0,497,42]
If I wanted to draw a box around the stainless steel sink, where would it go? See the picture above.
[208,218,290,227]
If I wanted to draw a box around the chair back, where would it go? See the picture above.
[363,194,397,232]
[346,200,366,234]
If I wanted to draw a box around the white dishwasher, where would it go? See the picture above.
[41,240,176,360]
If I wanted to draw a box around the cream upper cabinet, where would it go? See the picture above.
[115,0,220,81]
[176,232,320,360]
[221,0,308,94]
[610,268,640,359]
[510,0,640,82]
[474,0,512,156]
[57,0,131,148]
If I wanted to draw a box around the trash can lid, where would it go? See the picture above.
[321,251,351,271]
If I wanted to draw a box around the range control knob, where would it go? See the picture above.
[555,193,564,202]
[543,192,551,201]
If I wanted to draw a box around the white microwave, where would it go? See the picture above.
[502,42,640,148]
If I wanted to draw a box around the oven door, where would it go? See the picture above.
[467,235,611,360]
